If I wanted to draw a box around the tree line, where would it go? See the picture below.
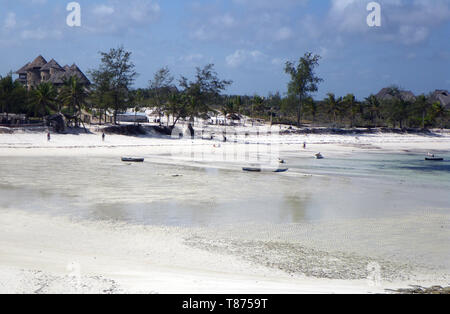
[1,47,449,129]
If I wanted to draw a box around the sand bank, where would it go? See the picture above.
[0,210,390,294]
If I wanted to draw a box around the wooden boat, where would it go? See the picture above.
[425,157,444,161]
[315,153,324,159]
[273,168,289,173]
[425,153,443,161]
[243,167,262,172]
[242,167,288,173]
[121,157,145,163]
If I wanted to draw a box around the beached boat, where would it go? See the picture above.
[425,156,444,161]
[242,167,262,172]
[273,168,289,173]
[121,157,145,163]
[425,153,444,161]
[242,167,288,173]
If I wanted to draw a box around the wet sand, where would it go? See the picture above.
[0,130,449,293]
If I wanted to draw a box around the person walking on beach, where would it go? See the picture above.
[102,132,105,142]
[47,132,51,142]
[303,142,306,149]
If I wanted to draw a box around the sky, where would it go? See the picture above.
[0,0,449,99]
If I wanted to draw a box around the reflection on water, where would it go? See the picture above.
[0,152,449,227]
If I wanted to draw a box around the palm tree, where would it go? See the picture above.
[325,93,342,127]
[30,82,57,118]
[221,101,235,125]
[414,95,430,129]
[303,97,317,124]
[251,95,266,117]
[364,95,381,127]
[431,102,448,129]
[59,76,89,128]
[343,93,359,128]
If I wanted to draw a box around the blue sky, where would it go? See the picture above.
[1,0,449,99]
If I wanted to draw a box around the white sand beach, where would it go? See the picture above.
[0,128,449,294]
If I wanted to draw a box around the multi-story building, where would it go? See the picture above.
[15,55,90,90]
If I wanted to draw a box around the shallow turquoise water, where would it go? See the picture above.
[0,151,448,226]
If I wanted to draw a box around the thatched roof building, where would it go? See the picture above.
[429,90,450,109]
[376,87,416,102]
[15,55,90,90]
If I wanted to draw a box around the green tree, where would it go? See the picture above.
[343,93,360,128]
[89,69,114,125]
[325,93,343,127]
[149,67,174,123]
[179,64,232,126]
[90,46,138,124]
[234,96,242,116]
[0,74,28,119]
[303,96,317,124]
[251,95,267,118]
[430,102,448,129]
[59,76,89,127]
[165,92,188,127]
[284,52,323,127]
[413,94,431,129]
[30,82,57,118]
[364,95,381,127]
[221,101,235,125]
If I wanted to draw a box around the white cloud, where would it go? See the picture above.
[84,0,161,35]
[275,27,293,41]
[226,49,266,67]
[179,53,205,64]
[4,13,17,29]
[21,28,62,40]
[324,0,450,45]
[93,5,115,16]
[30,0,47,4]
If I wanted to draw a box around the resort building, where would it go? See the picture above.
[15,55,90,90]
[429,90,450,109]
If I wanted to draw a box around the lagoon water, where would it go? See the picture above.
[1,150,449,271]
[0,151,449,226]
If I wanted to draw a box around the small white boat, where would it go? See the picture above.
[315,153,324,159]
[425,153,444,161]
[121,157,145,163]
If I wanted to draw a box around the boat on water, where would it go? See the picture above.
[425,156,444,161]
[121,157,145,163]
[242,166,288,173]
[425,153,444,161]
[242,167,262,172]
[273,168,289,173]
[315,153,324,159]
